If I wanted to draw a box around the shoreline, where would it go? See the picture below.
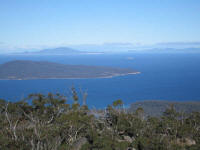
[0,72,140,81]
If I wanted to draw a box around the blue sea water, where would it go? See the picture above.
[0,53,200,108]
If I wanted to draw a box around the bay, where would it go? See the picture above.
[0,53,200,108]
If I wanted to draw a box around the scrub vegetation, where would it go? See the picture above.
[0,88,200,150]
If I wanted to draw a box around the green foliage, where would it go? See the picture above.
[0,92,200,150]
[112,99,123,108]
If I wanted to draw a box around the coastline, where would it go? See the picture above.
[0,72,140,81]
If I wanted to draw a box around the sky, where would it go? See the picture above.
[0,0,200,52]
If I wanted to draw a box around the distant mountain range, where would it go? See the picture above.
[2,44,200,55]
[128,48,200,53]
[0,60,139,80]
[70,42,200,53]
[35,47,83,54]
[22,47,200,55]
[17,47,104,55]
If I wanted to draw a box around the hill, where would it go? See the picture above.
[129,100,200,117]
[36,47,82,55]
[0,60,139,80]
[17,47,104,55]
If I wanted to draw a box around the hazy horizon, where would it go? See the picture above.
[1,42,200,54]
[1,0,200,53]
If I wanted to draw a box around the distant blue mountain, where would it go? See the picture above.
[7,45,200,55]
[30,47,84,55]
[17,47,104,55]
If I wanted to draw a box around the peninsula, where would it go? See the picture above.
[0,60,139,80]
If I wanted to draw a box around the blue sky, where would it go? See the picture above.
[0,0,200,51]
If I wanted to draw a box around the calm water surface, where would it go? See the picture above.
[0,53,200,108]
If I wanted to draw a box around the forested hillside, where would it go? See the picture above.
[129,100,200,117]
[0,89,200,150]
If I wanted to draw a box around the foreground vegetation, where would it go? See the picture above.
[0,89,200,150]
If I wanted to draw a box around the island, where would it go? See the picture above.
[13,47,104,55]
[0,60,140,80]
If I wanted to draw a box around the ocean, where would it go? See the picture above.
[0,53,200,108]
